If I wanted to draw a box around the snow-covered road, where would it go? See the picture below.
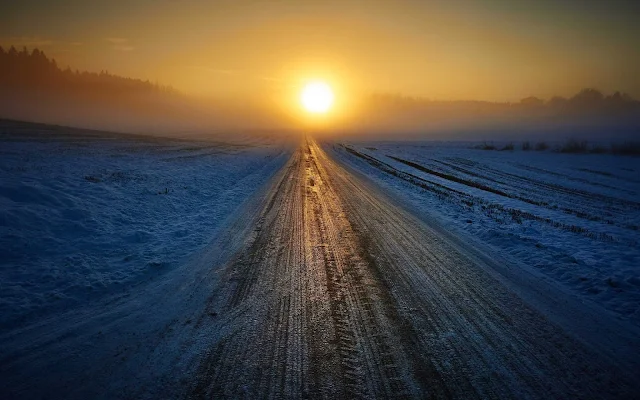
[3,136,638,399]
[187,138,640,398]
[329,141,640,326]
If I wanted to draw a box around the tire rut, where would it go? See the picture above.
[187,137,639,399]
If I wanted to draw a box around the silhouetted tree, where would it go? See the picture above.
[0,46,176,98]
[520,96,544,107]
[569,88,604,110]
[547,96,568,108]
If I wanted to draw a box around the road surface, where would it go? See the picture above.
[2,138,638,399]
[188,138,638,398]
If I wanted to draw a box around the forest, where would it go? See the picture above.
[0,46,176,99]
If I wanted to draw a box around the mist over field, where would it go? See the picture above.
[0,47,288,134]
[2,46,639,141]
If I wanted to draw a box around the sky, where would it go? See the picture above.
[2,0,640,108]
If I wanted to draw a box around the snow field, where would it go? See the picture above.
[0,125,291,330]
[330,141,640,325]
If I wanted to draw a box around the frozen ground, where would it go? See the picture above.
[2,134,639,399]
[0,122,291,331]
[327,141,640,326]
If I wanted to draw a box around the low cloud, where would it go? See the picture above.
[187,66,280,84]
[0,36,53,47]
[112,45,135,52]
[105,37,134,51]
[105,37,128,44]
[260,76,282,83]
[188,66,239,75]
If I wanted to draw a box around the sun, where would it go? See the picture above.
[301,81,334,114]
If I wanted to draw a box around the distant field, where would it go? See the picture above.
[329,141,640,325]
[0,123,290,330]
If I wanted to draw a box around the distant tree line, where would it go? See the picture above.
[0,46,177,99]
[361,88,640,135]
[369,89,639,118]
[1,45,638,135]
[0,46,201,133]
[516,88,638,116]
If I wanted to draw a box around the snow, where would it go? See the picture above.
[0,123,291,331]
[327,141,640,326]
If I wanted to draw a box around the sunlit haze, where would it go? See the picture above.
[1,0,639,134]
[2,2,640,397]
[4,1,639,99]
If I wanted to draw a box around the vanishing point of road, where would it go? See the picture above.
[188,138,639,399]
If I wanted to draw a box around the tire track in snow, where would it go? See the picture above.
[187,138,639,399]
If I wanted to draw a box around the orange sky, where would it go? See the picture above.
[2,0,640,111]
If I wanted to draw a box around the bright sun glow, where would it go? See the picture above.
[301,81,334,114]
